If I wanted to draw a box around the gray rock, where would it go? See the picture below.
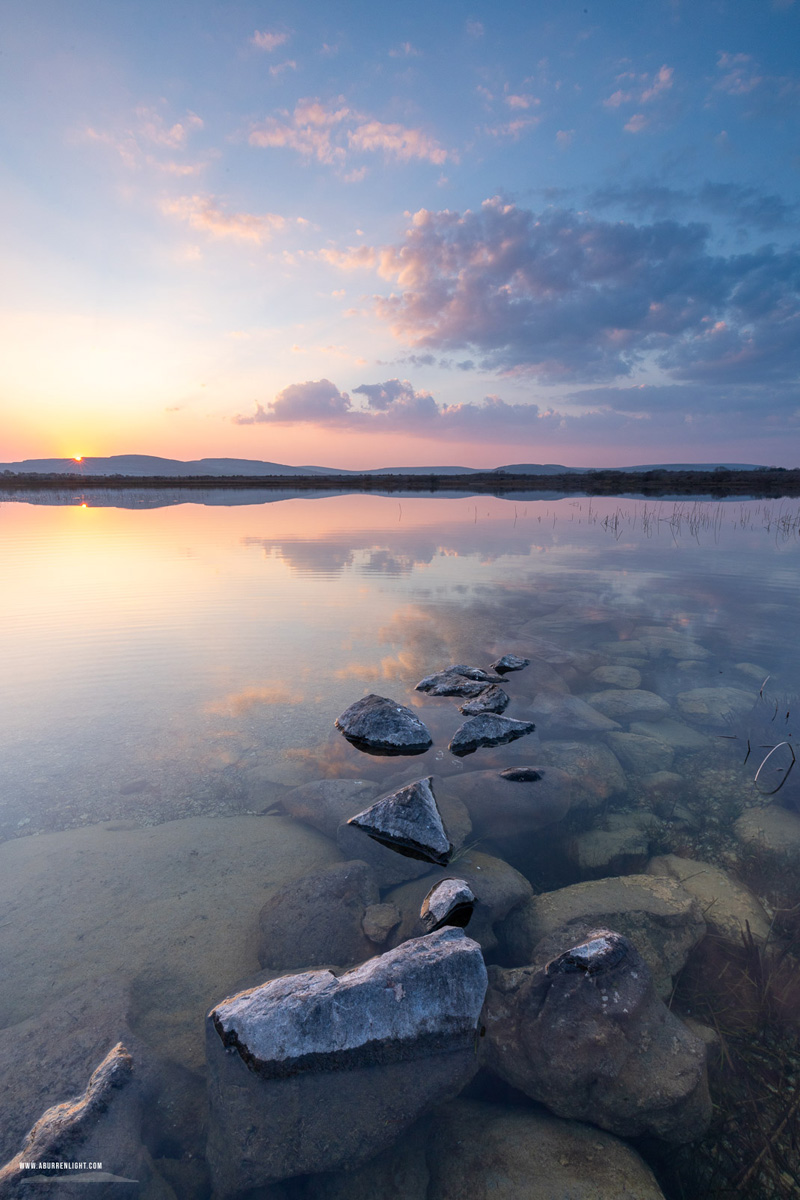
[536,741,627,810]
[384,850,533,955]
[634,628,710,660]
[590,664,642,689]
[629,718,710,750]
[568,812,653,874]
[420,878,476,932]
[346,777,452,866]
[337,786,471,886]
[335,694,433,754]
[426,1099,667,1200]
[497,873,706,997]
[448,715,535,757]
[647,854,771,947]
[458,685,509,715]
[447,765,572,839]
[483,930,711,1142]
[676,686,756,729]
[281,778,378,839]
[415,665,503,696]
[0,1043,160,1197]
[588,689,671,723]
[293,1119,430,1200]
[735,805,800,864]
[258,860,380,971]
[205,928,488,1193]
[528,691,620,736]
[606,732,674,775]
[490,654,530,674]
[361,903,402,945]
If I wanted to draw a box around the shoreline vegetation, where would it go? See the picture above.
[2,467,799,498]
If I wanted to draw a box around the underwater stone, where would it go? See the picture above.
[676,686,756,730]
[420,878,476,933]
[528,691,620,736]
[335,694,433,755]
[587,689,671,722]
[458,685,509,715]
[533,741,627,810]
[483,931,711,1143]
[448,714,535,757]
[590,664,642,690]
[205,929,488,1192]
[647,854,771,946]
[490,654,530,674]
[448,765,572,839]
[361,903,402,945]
[347,776,453,865]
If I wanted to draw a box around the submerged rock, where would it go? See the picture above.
[448,714,535,757]
[346,776,452,866]
[0,1043,157,1196]
[647,854,771,946]
[415,665,503,697]
[448,765,572,839]
[590,664,642,689]
[587,689,671,723]
[426,1099,667,1200]
[528,691,620,736]
[536,741,627,809]
[490,654,530,674]
[483,930,711,1142]
[281,778,378,839]
[735,805,800,864]
[361,903,402,945]
[205,928,488,1193]
[568,812,653,875]
[258,860,380,971]
[335,694,433,755]
[420,878,475,932]
[458,685,509,715]
[498,873,707,998]
[676,686,756,730]
[606,731,675,775]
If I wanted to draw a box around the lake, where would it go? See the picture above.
[1,490,799,1198]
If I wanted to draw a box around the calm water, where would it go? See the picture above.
[1,491,799,1194]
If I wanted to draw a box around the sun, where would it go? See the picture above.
[73,455,83,462]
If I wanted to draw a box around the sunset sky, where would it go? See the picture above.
[2,0,799,468]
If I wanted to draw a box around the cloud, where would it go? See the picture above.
[555,129,575,147]
[389,42,421,58]
[715,51,762,95]
[83,105,206,174]
[251,30,291,52]
[466,20,485,37]
[249,99,449,168]
[484,116,541,140]
[162,195,290,243]
[624,113,648,133]
[505,93,537,110]
[590,180,797,231]
[234,379,352,424]
[604,65,674,110]
[320,197,800,387]
[640,65,674,102]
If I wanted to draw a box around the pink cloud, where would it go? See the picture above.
[640,65,674,102]
[251,30,290,51]
[348,120,448,165]
[624,113,648,133]
[162,195,289,243]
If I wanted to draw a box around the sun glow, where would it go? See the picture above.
[74,456,83,462]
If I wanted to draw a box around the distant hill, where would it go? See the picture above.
[0,455,768,477]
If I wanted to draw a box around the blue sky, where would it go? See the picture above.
[1,0,799,467]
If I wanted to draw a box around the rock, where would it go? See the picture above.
[0,1043,159,1197]
[646,854,771,947]
[639,771,685,804]
[528,691,620,736]
[629,718,710,750]
[458,686,509,715]
[415,665,503,696]
[607,732,674,775]
[634,627,710,660]
[735,805,800,864]
[335,694,433,755]
[420,879,476,932]
[384,850,533,955]
[362,903,402,945]
[568,813,653,874]
[483,930,711,1142]
[596,638,649,659]
[257,860,380,971]
[281,778,378,839]
[294,1118,430,1200]
[337,786,471,886]
[447,765,572,839]
[426,1099,667,1200]
[735,662,771,683]
[205,928,488,1193]
[590,664,642,689]
[536,741,627,810]
[588,689,671,723]
[498,874,706,997]
[448,715,535,757]
[346,777,452,866]
[490,654,530,674]
[676,686,756,730]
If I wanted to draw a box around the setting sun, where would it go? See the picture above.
[74,456,82,462]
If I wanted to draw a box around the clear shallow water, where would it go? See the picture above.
[1,492,799,1195]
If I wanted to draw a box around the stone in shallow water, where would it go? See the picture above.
[490,654,530,674]
[205,928,488,1192]
[606,731,674,775]
[447,765,572,839]
[281,778,378,839]
[528,690,620,736]
[587,688,671,722]
[483,929,711,1143]
[676,686,756,730]
[415,665,503,697]
[590,664,642,689]
[448,714,535,757]
[335,694,433,755]
[535,741,627,810]
[646,854,771,947]
[458,685,509,715]
[347,776,452,865]
[420,878,475,932]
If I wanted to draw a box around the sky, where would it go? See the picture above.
[1,0,799,469]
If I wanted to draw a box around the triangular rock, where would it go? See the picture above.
[449,715,536,757]
[347,777,453,865]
